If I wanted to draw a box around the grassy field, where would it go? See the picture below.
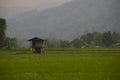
[0,48,120,80]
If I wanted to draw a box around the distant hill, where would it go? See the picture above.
[7,0,120,40]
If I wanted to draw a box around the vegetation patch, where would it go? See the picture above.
[0,48,120,80]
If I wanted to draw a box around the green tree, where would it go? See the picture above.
[0,18,6,48]
[111,32,120,43]
[71,38,85,48]
[94,33,103,46]
[80,33,94,47]
[102,31,113,47]
[4,37,17,49]
[60,40,70,48]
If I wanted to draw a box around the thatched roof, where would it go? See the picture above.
[28,37,45,41]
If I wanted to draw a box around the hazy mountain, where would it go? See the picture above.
[0,2,64,19]
[7,0,120,40]
[0,7,32,19]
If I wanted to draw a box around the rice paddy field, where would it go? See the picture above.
[0,48,120,80]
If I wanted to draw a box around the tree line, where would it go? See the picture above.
[1,17,120,49]
[45,31,120,48]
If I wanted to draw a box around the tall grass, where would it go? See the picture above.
[0,48,120,80]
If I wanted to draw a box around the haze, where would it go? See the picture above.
[0,0,71,7]
[0,0,120,40]
[0,0,71,19]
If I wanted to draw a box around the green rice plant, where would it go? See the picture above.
[0,48,120,80]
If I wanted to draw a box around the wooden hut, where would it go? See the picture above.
[28,37,45,53]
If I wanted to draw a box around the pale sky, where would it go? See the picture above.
[0,0,71,7]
